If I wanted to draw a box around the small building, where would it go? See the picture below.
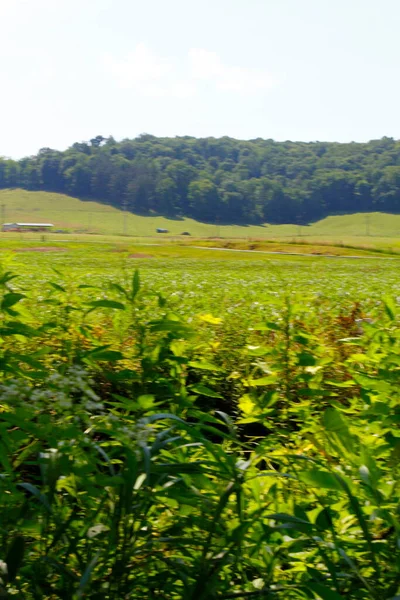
[156,228,169,233]
[2,222,54,232]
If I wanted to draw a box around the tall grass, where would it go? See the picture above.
[0,264,399,598]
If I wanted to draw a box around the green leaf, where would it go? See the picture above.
[131,269,140,301]
[337,547,376,594]
[265,321,281,331]
[143,413,185,425]
[190,384,223,398]
[322,408,355,456]
[250,321,281,332]
[18,483,51,512]
[268,513,311,526]
[383,296,396,320]
[134,473,147,490]
[49,281,66,292]
[88,350,123,361]
[11,353,44,369]
[249,375,277,386]
[246,345,269,356]
[326,380,355,388]
[87,299,125,310]
[6,536,25,582]
[322,407,348,434]
[150,320,191,334]
[335,474,378,572]
[0,321,40,337]
[298,470,343,491]
[315,507,334,531]
[307,582,344,599]
[298,352,317,366]
[0,271,18,286]
[157,292,167,307]
[74,552,101,598]
[78,284,99,290]
[136,394,156,409]
[188,361,222,371]
[239,394,257,416]
[1,292,25,310]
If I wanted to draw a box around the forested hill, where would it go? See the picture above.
[2,134,400,224]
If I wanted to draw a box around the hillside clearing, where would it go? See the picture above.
[1,190,400,247]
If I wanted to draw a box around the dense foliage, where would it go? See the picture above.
[3,134,400,224]
[1,248,400,598]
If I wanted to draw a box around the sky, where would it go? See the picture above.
[1,0,400,158]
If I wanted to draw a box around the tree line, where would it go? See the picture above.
[2,134,400,224]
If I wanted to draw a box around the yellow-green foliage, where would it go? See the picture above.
[0,247,400,598]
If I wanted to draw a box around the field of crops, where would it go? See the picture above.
[1,241,400,599]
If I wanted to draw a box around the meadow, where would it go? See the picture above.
[1,239,400,599]
[3,189,400,249]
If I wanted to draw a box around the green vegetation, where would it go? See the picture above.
[2,135,400,225]
[1,243,400,598]
[2,190,400,251]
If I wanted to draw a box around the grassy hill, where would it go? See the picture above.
[1,189,400,244]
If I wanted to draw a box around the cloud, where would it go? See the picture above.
[189,48,277,93]
[104,44,196,98]
[105,44,170,90]
[0,0,54,20]
[104,44,278,98]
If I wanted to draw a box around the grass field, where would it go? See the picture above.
[2,238,399,311]
[1,216,400,597]
[2,189,400,247]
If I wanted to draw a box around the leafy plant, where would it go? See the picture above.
[0,257,400,598]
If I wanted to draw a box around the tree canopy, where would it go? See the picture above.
[2,134,400,224]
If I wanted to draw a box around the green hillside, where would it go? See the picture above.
[1,189,400,241]
[3,135,400,226]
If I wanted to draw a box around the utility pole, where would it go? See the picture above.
[1,204,5,226]
[365,214,370,236]
[122,199,128,236]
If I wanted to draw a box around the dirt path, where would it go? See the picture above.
[193,246,399,259]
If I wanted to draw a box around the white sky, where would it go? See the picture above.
[1,0,399,158]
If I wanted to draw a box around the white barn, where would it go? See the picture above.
[2,223,54,232]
